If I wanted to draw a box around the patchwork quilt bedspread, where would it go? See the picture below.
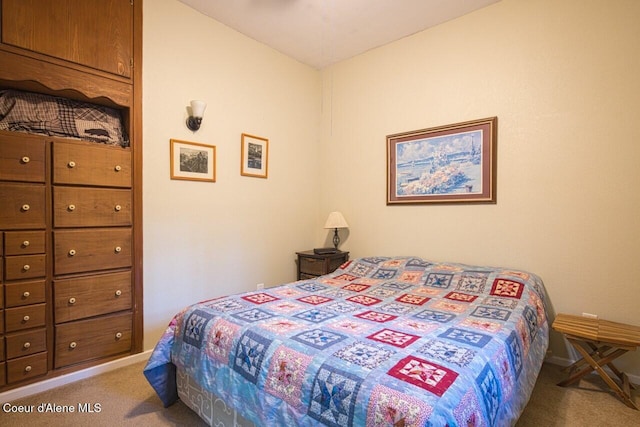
[144,256,549,426]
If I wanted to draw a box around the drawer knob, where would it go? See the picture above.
[115,290,122,297]
[69,249,76,256]
[22,156,31,163]
[68,204,76,211]
[23,264,31,271]
[115,332,123,339]
[22,240,30,247]
[69,342,77,349]
[68,161,76,168]
[115,204,122,212]
[23,315,30,322]
[115,246,122,253]
[23,291,30,298]
[24,365,32,373]
[23,342,31,349]
[22,204,30,211]
[114,165,122,172]
[69,297,76,304]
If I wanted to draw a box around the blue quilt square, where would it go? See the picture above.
[470,306,512,321]
[297,282,328,292]
[381,281,414,291]
[348,262,375,277]
[414,309,456,323]
[231,308,273,323]
[406,258,432,268]
[308,363,363,427]
[182,309,215,349]
[506,331,523,378]
[425,273,453,289]
[232,330,272,384]
[455,272,489,293]
[476,363,502,426]
[204,298,246,313]
[294,309,337,323]
[523,306,538,343]
[372,268,397,280]
[361,257,389,265]
[439,328,492,348]
[291,329,347,350]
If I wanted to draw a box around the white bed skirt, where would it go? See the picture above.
[176,368,256,427]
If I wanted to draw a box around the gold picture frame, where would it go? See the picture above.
[387,117,497,204]
[241,133,269,178]
[170,139,216,182]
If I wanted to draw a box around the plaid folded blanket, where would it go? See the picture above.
[0,89,129,147]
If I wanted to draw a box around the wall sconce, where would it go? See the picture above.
[186,100,207,131]
[323,211,349,250]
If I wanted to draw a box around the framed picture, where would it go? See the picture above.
[241,133,269,178]
[387,117,497,204]
[170,139,216,182]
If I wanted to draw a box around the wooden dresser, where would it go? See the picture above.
[0,0,143,390]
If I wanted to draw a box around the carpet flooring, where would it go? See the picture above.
[1,361,638,426]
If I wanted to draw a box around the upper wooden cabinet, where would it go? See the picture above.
[1,0,133,78]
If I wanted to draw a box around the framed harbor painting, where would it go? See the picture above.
[387,117,497,204]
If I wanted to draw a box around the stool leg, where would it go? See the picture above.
[567,338,638,410]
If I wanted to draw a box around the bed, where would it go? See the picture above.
[144,256,549,426]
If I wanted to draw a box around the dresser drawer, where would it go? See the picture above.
[54,228,132,275]
[0,135,46,183]
[299,257,327,276]
[53,141,131,188]
[53,187,132,227]
[6,352,48,384]
[0,183,46,229]
[55,312,132,368]
[5,328,47,359]
[4,303,47,332]
[4,280,46,307]
[0,362,5,386]
[0,284,3,308]
[54,271,132,323]
[4,254,46,280]
[4,231,46,255]
[0,337,4,362]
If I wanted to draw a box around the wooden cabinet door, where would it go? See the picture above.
[1,0,132,78]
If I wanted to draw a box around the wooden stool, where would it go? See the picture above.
[552,313,640,410]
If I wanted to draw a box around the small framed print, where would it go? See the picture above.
[170,139,216,182]
[241,133,269,178]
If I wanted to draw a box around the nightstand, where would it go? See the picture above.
[296,250,349,280]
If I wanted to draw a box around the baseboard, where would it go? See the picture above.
[0,350,152,404]
[545,354,640,385]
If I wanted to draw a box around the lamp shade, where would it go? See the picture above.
[190,100,207,118]
[324,211,349,229]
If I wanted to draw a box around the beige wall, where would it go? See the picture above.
[319,0,640,376]
[143,0,640,377]
[142,0,322,346]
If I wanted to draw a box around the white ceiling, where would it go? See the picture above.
[178,0,501,69]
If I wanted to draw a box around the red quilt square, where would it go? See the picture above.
[367,329,420,348]
[395,293,431,306]
[444,292,478,303]
[388,356,458,397]
[354,311,398,323]
[342,283,371,292]
[241,293,279,304]
[333,274,358,281]
[346,295,382,306]
[297,295,332,305]
[490,279,524,299]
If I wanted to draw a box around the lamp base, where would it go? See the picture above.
[332,228,340,249]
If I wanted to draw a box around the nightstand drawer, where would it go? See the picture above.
[299,257,326,276]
